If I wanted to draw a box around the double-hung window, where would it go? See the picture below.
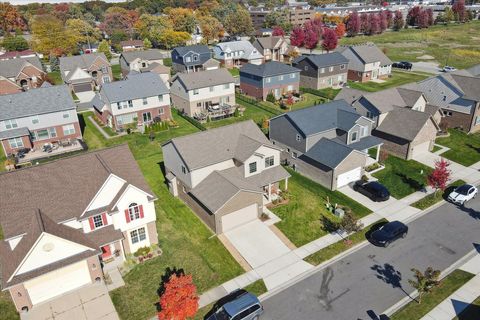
[63,124,75,135]
[128,203,141,221]
[36,129,49,141]
[32,116,39,124]
[265,156,274,168]
[158,95,163,102]
[8,137,23,148]
[223,84,230,89]
[249,162,257,174]
[49,127,57,138]
[193,89,199,95]
[130,227,146,244]
[128,100,133,108]
[93,215,103,228]
[4,119,18,130]
[143,98,148,105]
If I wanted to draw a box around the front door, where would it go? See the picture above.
[101,245,112,259]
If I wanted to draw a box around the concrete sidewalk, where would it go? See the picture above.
[420,254,480,320]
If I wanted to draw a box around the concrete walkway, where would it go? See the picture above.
[87,116,126,140]
[420,254,480,320]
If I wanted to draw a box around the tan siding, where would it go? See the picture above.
[9,283,32,312]
[215,191,263,233]
[332,151,366,190]
[146,221,158,245]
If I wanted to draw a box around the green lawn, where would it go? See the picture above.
[204,100,275,129]
[111,64,122,81]
[273,169,371,247]
[436,129,480,166]
[373,156,432,199]
[390,269,475,320]
[74,112,245,320]
[432,145,442,153]
[453,295,480,320]
[46,71,63,85]
[0,292,19,320]
[411,180,465,210]
[305,219,387,266]
[228,68,240,77]
[340,21,480,69]
[347,71,430,92]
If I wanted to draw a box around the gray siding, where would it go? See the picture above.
[270,116,307,153]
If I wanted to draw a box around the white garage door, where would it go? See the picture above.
[337,167,362,188]
[25,260,91,305]
[411,140,432,159]
[221,204,258,233]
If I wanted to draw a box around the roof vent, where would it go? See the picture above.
[42,242,55,252]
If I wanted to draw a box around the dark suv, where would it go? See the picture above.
[392,61,412,70]
[206,290,263,320]
[353,180,390,202]
[369,221,408,247]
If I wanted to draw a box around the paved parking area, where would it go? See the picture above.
[338,184,400,212]
[21,283,119,320]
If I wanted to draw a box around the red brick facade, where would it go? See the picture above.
[240,82,300,100]
[0,79,22,95]
[95,105,172,130]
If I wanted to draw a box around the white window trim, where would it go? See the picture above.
[130,227,146,244]
[8,137,23,149]
[249,162,257,174]
[63,124,75,136]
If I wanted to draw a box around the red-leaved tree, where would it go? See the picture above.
[335,22,346,38]
[452,0,466,22]
[158,274,199,320]
[417,9,429,28]
[272,26,285,36]
[360,12,369,34]
[393,10,404,31]
[303,25,319,52]
[346,12,360,36]
[385,10,394,28]
[368,13,381,35]
[427,158,451,193]
[379,11,388,32]
[290,26,305,47]
[322,28,338,52]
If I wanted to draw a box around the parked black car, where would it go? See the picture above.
[369,221,408,247]
[392,61,412,70]
[353,180,390,202]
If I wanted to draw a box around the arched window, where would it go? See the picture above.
[128,203,140,220]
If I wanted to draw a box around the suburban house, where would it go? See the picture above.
[336,43,392,82]
[93,72,171,130]
[292,53,349,89]
[0,49,38,60]
[336,87,441,159]
[170,68,236,120]
[269,100,382,190]
[0,57,46,95]
[0,145,158,312]
[171,45,219,73]
[256,28,273,37]
[162,121,290,234]
[213,41,264,68]
[403,73,480,134]
[252,36,289,62]
[59,53,113,93]
[0,85,82,157]
[240,61,300,100]
[119,49,166,77]
[120,39,144,52]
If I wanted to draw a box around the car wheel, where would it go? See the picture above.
[353,185,358,191]
[252,316,259,320]
[384,241,390,248]
[402,232,407,239]
[461,200,465,206]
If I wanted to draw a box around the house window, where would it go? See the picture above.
[320,68,325,74]
[193,89,199,95]
[35,129,50,141]
[141,62,147,68]
[196,102,202,108]
[304,66,308,71]
[290,73,295,78]
[475,116,480,125]
[292,152,298,158]
[93,215,103,228]
[103,76,110,83]
[4,119,18,129]
[265,77,271,83]
[159,107,164,115]
[210,86,214,92]
[128,203,141,221]
[444,111,452,117]
[193,55,198,61]
[360,126,368,137]
[101,66,107,73]
[49,127,57,138]
[265,156,274,168]
[296,134,301,141]
[128,100,133,108]
[63,124,75,135]
[158,95,163,102]
[63,113,70,119]
[366,111,373,119]
[329,66,334,72]
[143,112,152,123]
[185,57,191,63]
[340,64,346,70]
[224,84,230,89]
[8,137,23,148]
[279,75,284,81]
[143,98,148,105]
[130,227,146,244]
[32,116,39,124]
[351,131,358,142]
[249,162,257,174]
[181,165,186,174]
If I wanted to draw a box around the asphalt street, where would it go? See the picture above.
[261,197,480,320]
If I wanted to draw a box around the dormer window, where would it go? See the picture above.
[265,156,274,168]
[249,162,257,174]
[351,131,358,142]
[93,215,104,228]
[185,57,191,63]
[193,55,198,61]
[128,203,141,221]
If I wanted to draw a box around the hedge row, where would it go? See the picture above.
[173,108,207,131]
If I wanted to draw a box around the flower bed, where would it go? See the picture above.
[119,244,163,276]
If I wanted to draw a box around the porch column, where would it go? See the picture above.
[376,146,380,161]
[284,177,289,191]
[268,183,272,201]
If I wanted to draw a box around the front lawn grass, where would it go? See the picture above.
[347,71,429,92]
[390,269,475,320]
[436,129,480,166]
[46,71,63,85]
[0,291,19,320]
[453,295,480,320]
[411,179,465,210]
[77,112,245,319]
[228,68,240,77]
[273,169,371,247]
[304,219,388,266]
[373,156,432,199]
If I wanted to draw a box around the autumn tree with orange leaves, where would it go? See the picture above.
[158,273,199,320]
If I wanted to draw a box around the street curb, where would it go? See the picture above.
[258,238,371,301]
[382,248,479,316]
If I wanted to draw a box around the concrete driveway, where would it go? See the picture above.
[224,220,291,269]
[21,283,119,320]
[338,183,400,212]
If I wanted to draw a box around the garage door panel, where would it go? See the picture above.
[25,260,91,305]
[73,83,92,93]
[337,167,361,188]
[411,140,431,158]
[221,204,258,233]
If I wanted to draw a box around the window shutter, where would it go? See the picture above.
[102,213,108,226]
[88,217,95,230]
[139,205,144,218]
[125,209,131,223]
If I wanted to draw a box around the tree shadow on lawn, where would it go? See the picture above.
[466,143,480,154]
[370,263,417,302]
[397,173,425,191]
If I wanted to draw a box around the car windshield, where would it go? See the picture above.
[380,223,397,234]
[215,308,231,320]
[455,185,471,195]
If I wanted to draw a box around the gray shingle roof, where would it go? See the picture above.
[0,85,76,121]
[338,43,392,65]
[120,49,167,64]
[253,36,285,50]
[0,57,43,78]
[334,88,365,104]
[447,74,480,101]
[293,52,349,69]
[303,138,355,169]
[59,53,108,72]
[99,72,169,104]
[375,108,434,141]
[277,100,361,136]
[465,64,480,77]
[173,44,210,56]
[173,68,235,91]
[240,61,300,78]
[0,127,30,140]
[214,41,264,61]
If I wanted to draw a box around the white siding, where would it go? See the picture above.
[85,175,126,213]
[170,80,235,103]
[109,94,171,117]
[110,186,156,232]
[244,145,281,178]
[190,159,235,188]
[163,142,193,187]
[0,109,78,132]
